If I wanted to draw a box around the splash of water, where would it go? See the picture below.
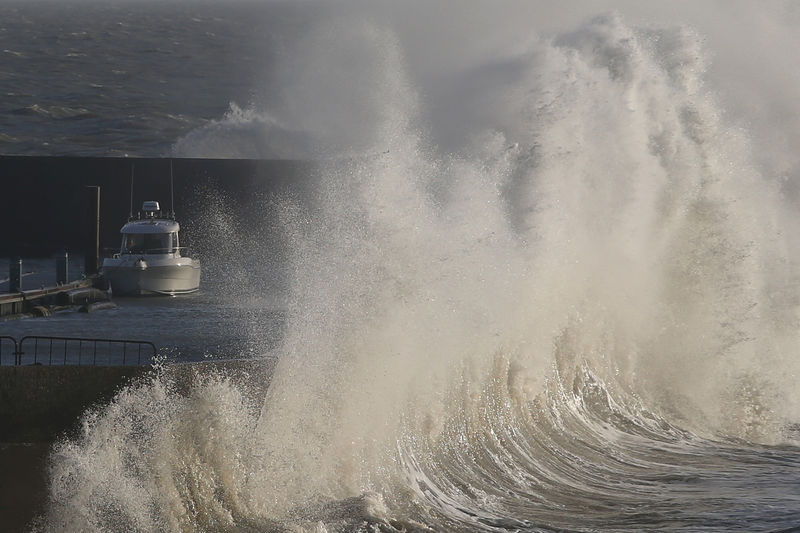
[44,12,800,532]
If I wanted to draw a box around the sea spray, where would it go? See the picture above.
[44,13,800,532]
[45,367,267,532]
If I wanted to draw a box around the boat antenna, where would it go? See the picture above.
[129,163,135,220]
[170,159,175,219]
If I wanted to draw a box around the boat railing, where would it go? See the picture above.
[0,335,157,366]
[116,246,191,257]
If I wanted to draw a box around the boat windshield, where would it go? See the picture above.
[122,232,177,254]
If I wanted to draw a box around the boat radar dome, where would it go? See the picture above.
[142,201,160,214]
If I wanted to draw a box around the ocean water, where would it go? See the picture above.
[4,1,800,531]
[0,1,312,157]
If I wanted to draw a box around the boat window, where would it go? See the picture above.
[172,232,179,252]
[122,233,173,254]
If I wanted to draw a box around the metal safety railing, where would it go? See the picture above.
[0,336,19,365]
[0,335,157,366]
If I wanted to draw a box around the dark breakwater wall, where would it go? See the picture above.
[0,364,149,443]
[0,360,272,443]
[0,156,316,257]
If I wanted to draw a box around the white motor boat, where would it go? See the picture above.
[102,200,201,296]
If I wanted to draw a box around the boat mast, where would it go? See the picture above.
[129,163,135,220]
[170,159,175,219]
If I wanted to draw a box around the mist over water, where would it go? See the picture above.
[43,5,800,532]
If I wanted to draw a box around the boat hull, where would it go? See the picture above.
[102,258,200,296]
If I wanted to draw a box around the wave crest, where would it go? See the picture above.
[44,11,800,532]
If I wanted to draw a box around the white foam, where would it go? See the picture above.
[45,8,800,530]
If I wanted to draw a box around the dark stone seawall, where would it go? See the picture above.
[0,365,149,443]
[0,364,149,532]
[0,155,316,257]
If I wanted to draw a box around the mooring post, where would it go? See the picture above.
[9,257,21,292]
[84,186,101,275]
[56,250,68,285]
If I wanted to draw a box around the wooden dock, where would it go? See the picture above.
[0,278,96,319]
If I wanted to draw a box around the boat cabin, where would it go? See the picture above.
[118,201,182,256]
